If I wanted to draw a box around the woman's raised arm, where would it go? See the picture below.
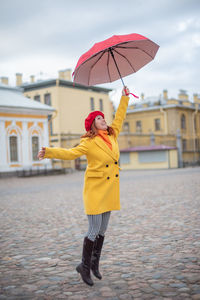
[111,87,130,138]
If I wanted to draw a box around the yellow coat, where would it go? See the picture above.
[44,95,129,215]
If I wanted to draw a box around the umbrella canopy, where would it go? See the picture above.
[73,33,159,87]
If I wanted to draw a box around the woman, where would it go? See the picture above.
[37,86,130,286]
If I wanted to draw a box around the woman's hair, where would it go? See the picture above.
[81,121,115,138]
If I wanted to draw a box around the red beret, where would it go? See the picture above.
[85,111,104,131]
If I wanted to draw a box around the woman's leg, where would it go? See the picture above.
[98,211,111,236]
[76,214,103,285]
[86,214,103,241]
[91,211,111,280]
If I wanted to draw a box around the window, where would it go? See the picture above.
[181,114,186,129]
[182,139,187,151]
[32,136,39,161]
[194,115,197,131]
[48,115,53,135]
[195,138,199,151]
[44,93,51,106]
[123,122,130,132]
[155,118,161,131]
[120,152,130,164]
[138,151,167,163]
[9,136,18,162]
[34,95,40,102]
[90,97,94,110]
[99,99,103,111]
[136,120,142,133]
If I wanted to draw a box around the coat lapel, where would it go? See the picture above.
[94,136,118,161]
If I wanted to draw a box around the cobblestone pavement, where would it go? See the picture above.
[0,167,200,300]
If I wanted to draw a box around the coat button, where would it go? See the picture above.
[115,162,118,164]
[106,164,109,167]
[115,174,119,177]
[107,176,110,180]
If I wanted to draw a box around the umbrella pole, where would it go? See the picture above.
[109,48,126,87]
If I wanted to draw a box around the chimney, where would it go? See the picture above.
[178,89,188,101]
[163,89,168,100]
[58,68,72,81]
[1,77,9,85]
[16,73,23,86]
[30,75,35,83]
[193,93,200,104]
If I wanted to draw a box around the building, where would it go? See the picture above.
[120,145,178,170]
[0,82,55,176]
[118,89,200,167]
[18,69,113,170]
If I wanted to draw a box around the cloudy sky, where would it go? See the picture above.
[0,0,200,106]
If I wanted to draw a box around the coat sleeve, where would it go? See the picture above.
[44,138,88,160]
[110,95,130,138]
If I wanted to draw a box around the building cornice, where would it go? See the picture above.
[0,106,54,116]
[21,79,112,94]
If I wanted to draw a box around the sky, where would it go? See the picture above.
[0,0,200,106]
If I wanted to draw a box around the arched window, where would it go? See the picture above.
[32,136,39,161]
[181,114,186,129]
[9,136,18,162]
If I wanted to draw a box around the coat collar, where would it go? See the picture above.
[94,136,118,161]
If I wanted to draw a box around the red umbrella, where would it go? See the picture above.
[72,33,159,97]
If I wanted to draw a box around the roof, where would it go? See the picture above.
[126,93,199,113]
[21,79,112,94]
[127,103,197,113]
[120,145,177,152]
[0,84,55,114]
[0,82,23,93]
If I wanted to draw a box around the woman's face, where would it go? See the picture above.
[94,115,108,130]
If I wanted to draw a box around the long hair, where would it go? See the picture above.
[81,121,115,139]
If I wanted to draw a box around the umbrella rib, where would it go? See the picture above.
[88,51,106,85]
[107,50,112,82]
[116,45,154,60]
[112,48,137,73]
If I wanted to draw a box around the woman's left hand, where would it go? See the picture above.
[37,147,46,160]
[122,86,130,96]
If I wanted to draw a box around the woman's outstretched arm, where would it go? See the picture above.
[37,138,88,161]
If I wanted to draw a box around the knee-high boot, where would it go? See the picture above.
[76,237,94,286]
[91,234,104,280]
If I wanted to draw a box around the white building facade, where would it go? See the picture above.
[0,83,55,175]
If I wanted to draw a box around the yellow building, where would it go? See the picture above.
[118,89,200,167]
[18,70,113,170]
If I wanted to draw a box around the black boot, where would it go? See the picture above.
[76,237,94,286]
[91,234,104,280]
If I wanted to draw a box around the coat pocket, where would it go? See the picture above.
[87,171,104,178]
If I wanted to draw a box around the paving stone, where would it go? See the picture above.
[151,283,165,290]
[169,282,187,288]
[192,296,200,300]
